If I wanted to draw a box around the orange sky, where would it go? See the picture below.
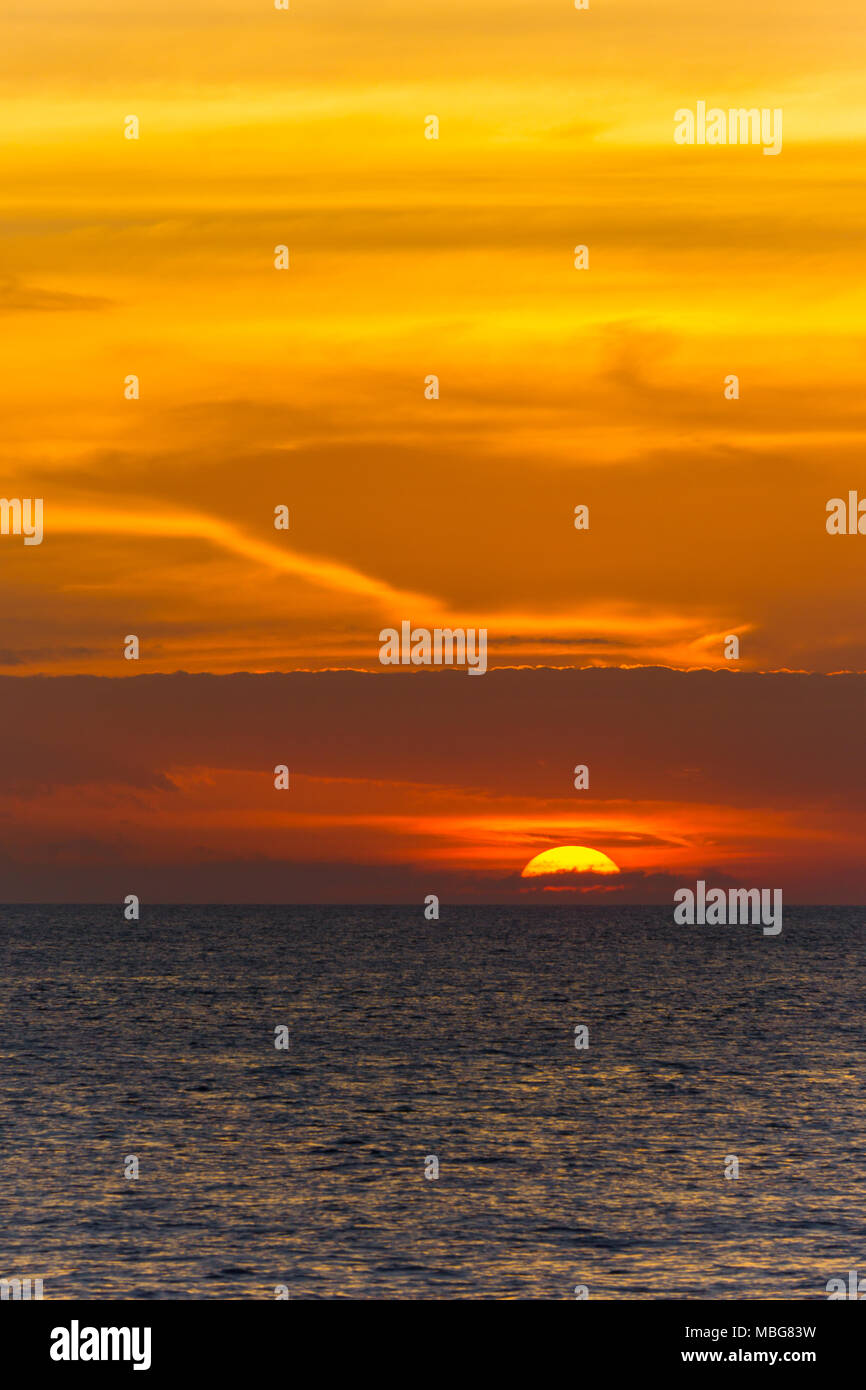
[1,0,865,674]
[1,3,864,900]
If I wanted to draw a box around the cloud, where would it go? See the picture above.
[0,646,95,667]
[0,669,864,901]
[509,867,742,901]
[50,504,437,609]
[0,277,111,313]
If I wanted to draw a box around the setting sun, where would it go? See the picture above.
[521,846,621,878]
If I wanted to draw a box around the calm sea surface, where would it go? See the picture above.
[0,905,863,1299]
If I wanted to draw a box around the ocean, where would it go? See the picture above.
[1,904,863,1299]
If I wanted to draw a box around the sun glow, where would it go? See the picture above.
[521,846,621,877]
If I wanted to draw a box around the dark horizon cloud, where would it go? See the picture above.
[1,667,863,805]
[1,668,864,903]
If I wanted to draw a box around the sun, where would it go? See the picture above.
[521,846,621,877]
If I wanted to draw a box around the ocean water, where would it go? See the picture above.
[0,904,863,1300]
